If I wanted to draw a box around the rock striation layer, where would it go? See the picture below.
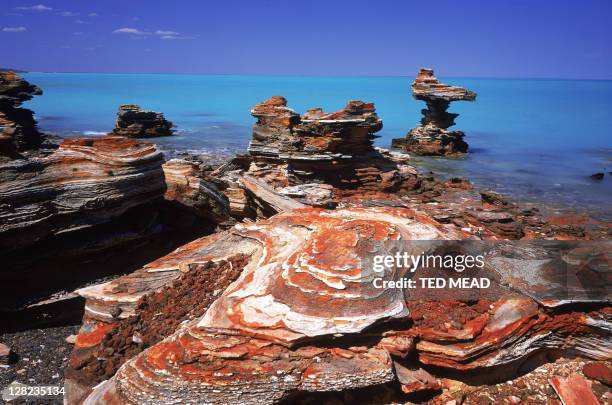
[111,104,173,138]
[162,158,230,223]
[0,135,165,251]
[246,97,418,196]
[73,208,611,404]
[393,68,476,156]
[0,71,43,158]
[70,207,465,403]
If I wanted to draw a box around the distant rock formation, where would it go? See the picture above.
[0,71,43,157]
[393,68,476,156]
[112,104,173,138]
[246,96,418,197]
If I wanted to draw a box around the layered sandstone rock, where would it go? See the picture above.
[162,158,230,223]
[393,68,476,156]
[72,208,611,404]
[247,97,418,196]
[0,71,43,157]
[111,104,173,138]
[0,135,165,251]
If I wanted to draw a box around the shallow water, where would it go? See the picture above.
[23,73,612,219]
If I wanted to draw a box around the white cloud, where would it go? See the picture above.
[2,26,27,33]
[112,27,150,35]
[88,13,98,17]
[155,30,179,36]
[161,35,195,40]
[75,19,87,24]
[60,11,79,17]
[16,4,51,11]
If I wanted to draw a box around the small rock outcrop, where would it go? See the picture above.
[246,96,418,197]
[111,104,173,138]
[393,68,476,156]
[162,158,230,223]
[0,71,43,157]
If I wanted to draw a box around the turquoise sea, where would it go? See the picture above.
[23,73,612,219]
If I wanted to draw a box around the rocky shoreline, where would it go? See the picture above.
[1,71,610,404]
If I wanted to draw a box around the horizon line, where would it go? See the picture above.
[6,68,612,82]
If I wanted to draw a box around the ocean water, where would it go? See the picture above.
[23,73,612,219]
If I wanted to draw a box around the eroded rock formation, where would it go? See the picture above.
[393,68,476,156]
[246,97,418,197]
[162,158,230,223]
[0,136,165,252]
[0,71,43,157]
[111,104,173,138]
[70,208,611,404]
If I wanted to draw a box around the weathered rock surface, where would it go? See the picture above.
[247,97,419,196]
[162,158,230,223]
[583,362,612,386]
[0,135,165,251]
[0,342,13,365]
[111,104,173,138]
[69,207,464,403]
[393,68,476,156]
[278,183,335,208]
[0,71,43,158]
[72,208,610,404]
[550,373,600,405]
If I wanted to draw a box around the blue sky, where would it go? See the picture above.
[1,0,611,78]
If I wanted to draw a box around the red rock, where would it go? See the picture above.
[246,97,419,197]
[74,207,612,405]
[394,361,441,393]
[550,374,600,405]
[583,362,612,386]
[393,68,476,156]
[73,207,465,403]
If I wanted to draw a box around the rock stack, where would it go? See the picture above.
[393,68,476,156]
[111,104,173,138]
[247,96,418,195]
[0,71,43,158]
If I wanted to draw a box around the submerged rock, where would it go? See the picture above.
[0,71,43,158]
[393,68,476,156]
[111,104,173,138]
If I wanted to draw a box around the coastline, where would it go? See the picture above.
[24,72,612,221]
[1,72,610,404]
